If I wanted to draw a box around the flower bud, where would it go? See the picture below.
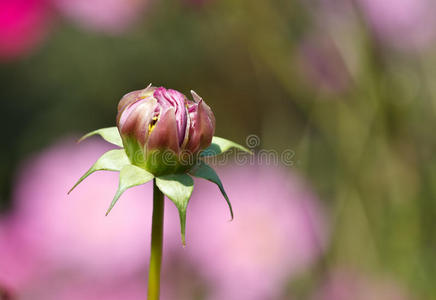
[116,85,215,176]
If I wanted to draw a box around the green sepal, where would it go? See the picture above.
[200,136,252,157]
[106,164,154,216]
[156,174,194,246]
[68,149,130,194]
[78,127,123,148]
[190,161,233,220]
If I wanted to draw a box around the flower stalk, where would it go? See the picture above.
[147,178,165,300]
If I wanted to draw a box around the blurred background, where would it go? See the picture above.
[1,0,435,299]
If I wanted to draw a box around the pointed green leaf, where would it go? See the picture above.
[78,127,123,148]
[156,174,194,245]
[68,149,130,194]
[200,136,252,157]
[106,164,154,216]
[190,161,233,220]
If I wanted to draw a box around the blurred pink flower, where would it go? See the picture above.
[313,269,413,300]
[19,278,147,300]
[0,0,51,61]
[0,253,148,300]
[357,0,436,50]
[0,218,43,292]
[0,141,329,299]
[53,0,150,34]
[167,164,328,300]
[6,138,154,279]
[0,137,209,299]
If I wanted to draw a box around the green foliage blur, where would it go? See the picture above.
[1,0,435,298]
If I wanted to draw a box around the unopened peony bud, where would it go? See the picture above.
[116,85,215,176]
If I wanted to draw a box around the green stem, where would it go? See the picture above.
[147,179,165,300]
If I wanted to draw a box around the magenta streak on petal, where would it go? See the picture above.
[187,102,198,130]
[153,87,187,146]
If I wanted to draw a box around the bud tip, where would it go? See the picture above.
[190,90,203,103]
